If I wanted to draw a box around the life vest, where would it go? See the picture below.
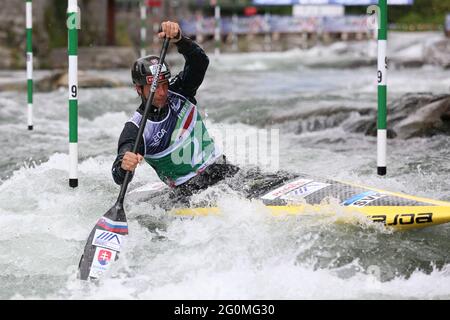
[127,90,221,187]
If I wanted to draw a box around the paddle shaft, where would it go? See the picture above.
[116,37,170,206]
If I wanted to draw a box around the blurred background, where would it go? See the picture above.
[0,0,449,70]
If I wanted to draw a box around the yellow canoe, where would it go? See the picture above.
[130,176,450,231]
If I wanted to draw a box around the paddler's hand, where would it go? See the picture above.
[158,21,182,43]
[121,152,143,172]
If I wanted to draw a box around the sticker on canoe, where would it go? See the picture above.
[342,191,388,207]
[92,230,123,252]
[261,178,312,200]
[88,247,117,279]
[281,182,330,200]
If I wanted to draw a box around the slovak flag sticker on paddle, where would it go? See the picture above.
[88,247,117,279]
[98,249,112,265]
[96,217,129,235]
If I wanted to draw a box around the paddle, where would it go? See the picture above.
[78,37,171,281]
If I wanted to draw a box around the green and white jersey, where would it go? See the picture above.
[128,90,221,187]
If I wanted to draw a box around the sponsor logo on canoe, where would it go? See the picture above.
[261,178,312,201]
[369,213,433,226]
[282,182,330,200]
[92,230,123,251]
[88,247,117,279]
[342,191,387,207]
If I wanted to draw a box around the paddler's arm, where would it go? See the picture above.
[111,122,145,185]
[169,32,209,103]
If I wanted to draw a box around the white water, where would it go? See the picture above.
[0,33,449,299]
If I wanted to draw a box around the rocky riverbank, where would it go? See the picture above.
[352,93,450,139]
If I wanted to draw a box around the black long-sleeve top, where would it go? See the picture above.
[111,35,210,185]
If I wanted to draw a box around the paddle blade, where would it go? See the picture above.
[78,204,128,281]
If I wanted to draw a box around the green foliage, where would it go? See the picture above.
[342,0,450,26]
[116,22,133,46]
[390,0,450,25]
[10,48,24,70]
[44,0,67,49]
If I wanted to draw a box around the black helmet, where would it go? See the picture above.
[131,55,171,86]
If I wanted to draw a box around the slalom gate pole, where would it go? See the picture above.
[231,13,238,51]
[264,11,271,51]
[140,0,147,57]
[68,0,79,188]
[195,11,203,44]
[26,0,33,130]
[152,6,160,48]
[377,0,387,176]
[213,1,221,56]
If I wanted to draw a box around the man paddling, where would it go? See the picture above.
[112,21,239,198]
[81,21,291,281]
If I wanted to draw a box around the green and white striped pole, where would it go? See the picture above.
[140,1,147,57]
[26,0,33,130]
[377,0,387,176]
[152,6,160,49]
[195,11,203,44]
[231,13,238,51]
[264,12,271,51]
[213,1,221,57]
[68,0,78,188]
